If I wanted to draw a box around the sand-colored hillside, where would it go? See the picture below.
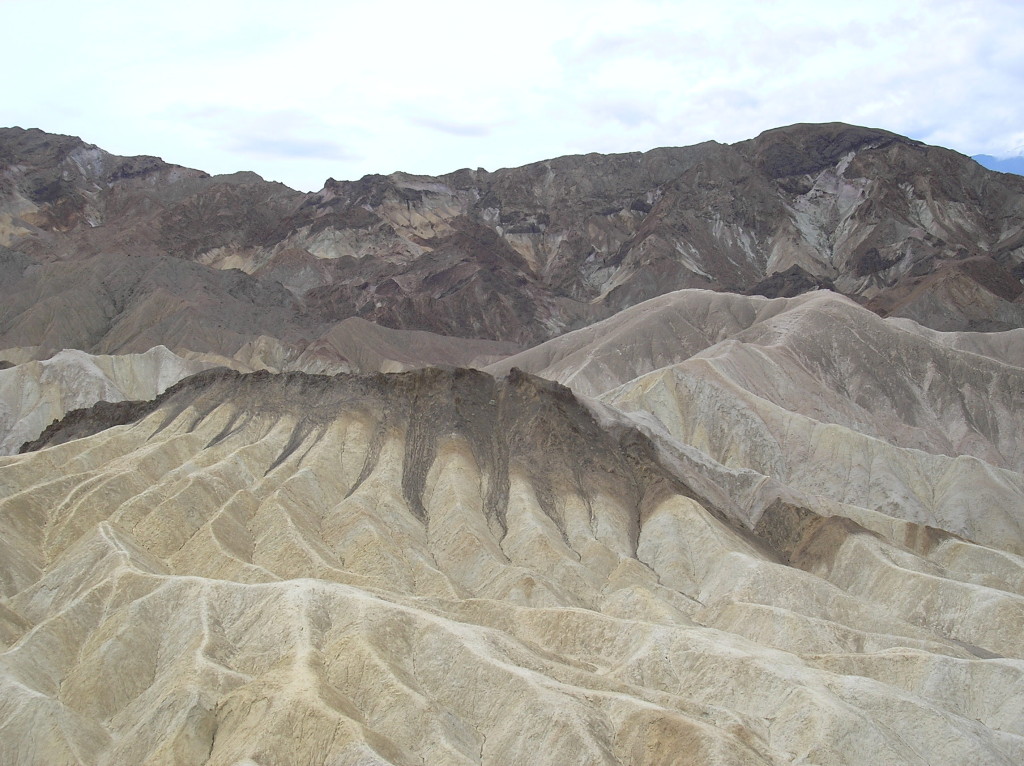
[1,368,1021,765]
[0,346,214,455]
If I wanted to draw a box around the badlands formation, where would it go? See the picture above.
[0,124,1023,764]
[0,346,213,456]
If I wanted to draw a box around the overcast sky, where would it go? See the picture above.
[4,0,1023,191]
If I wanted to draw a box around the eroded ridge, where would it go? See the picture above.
[1,366,1022,764]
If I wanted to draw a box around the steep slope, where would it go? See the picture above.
[864,255,1024,330]
[0,127,303,262]
[1,368,1022,765]
[485,289,800,396]
[4,124,1024,342]
[0,249,312,361]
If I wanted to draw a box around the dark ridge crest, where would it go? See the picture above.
[17,365,706,555]
[19,366,240,453]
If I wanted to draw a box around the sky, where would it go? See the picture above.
[4,0,1023,192]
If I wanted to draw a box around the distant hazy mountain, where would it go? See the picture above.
[973,153,1024,175]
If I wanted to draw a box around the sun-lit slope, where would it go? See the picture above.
[1,369,1021,765]
[485,289,798,397]
[672,291,1024,471]
[490,289,1024,551]
[607,358,1024,553]
[490,289,1024,444]
[0,346,214,455]
[595,294,1024,553]
[886,319,1024,368]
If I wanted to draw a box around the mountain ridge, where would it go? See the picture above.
[4,123,1023,349]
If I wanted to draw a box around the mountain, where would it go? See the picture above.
[1,124,1023,765]
[490,289,1024,547]
[3,124,1024,349]
[0,246,519,375]
[973,154,1024,176]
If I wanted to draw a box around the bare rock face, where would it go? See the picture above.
[865,255,1024,330]
[1,362,1022,765]
[0,249,312,360]
[0,128,301,261]
[4,123,1024,343]
[0,247,520,375]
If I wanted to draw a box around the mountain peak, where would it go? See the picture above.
[735,122,915,178]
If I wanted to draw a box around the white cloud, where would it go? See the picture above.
[2,0,1022,190]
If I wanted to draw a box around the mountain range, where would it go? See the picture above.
[973,154,1024,177]
[1,123,1022,765]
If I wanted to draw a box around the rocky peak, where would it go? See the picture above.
[735,122,915,178]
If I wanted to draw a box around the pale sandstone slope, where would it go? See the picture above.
[0,369,1022,765]
[486,289,808,396]
[0,346,214,455]
[490,289,1024,552]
